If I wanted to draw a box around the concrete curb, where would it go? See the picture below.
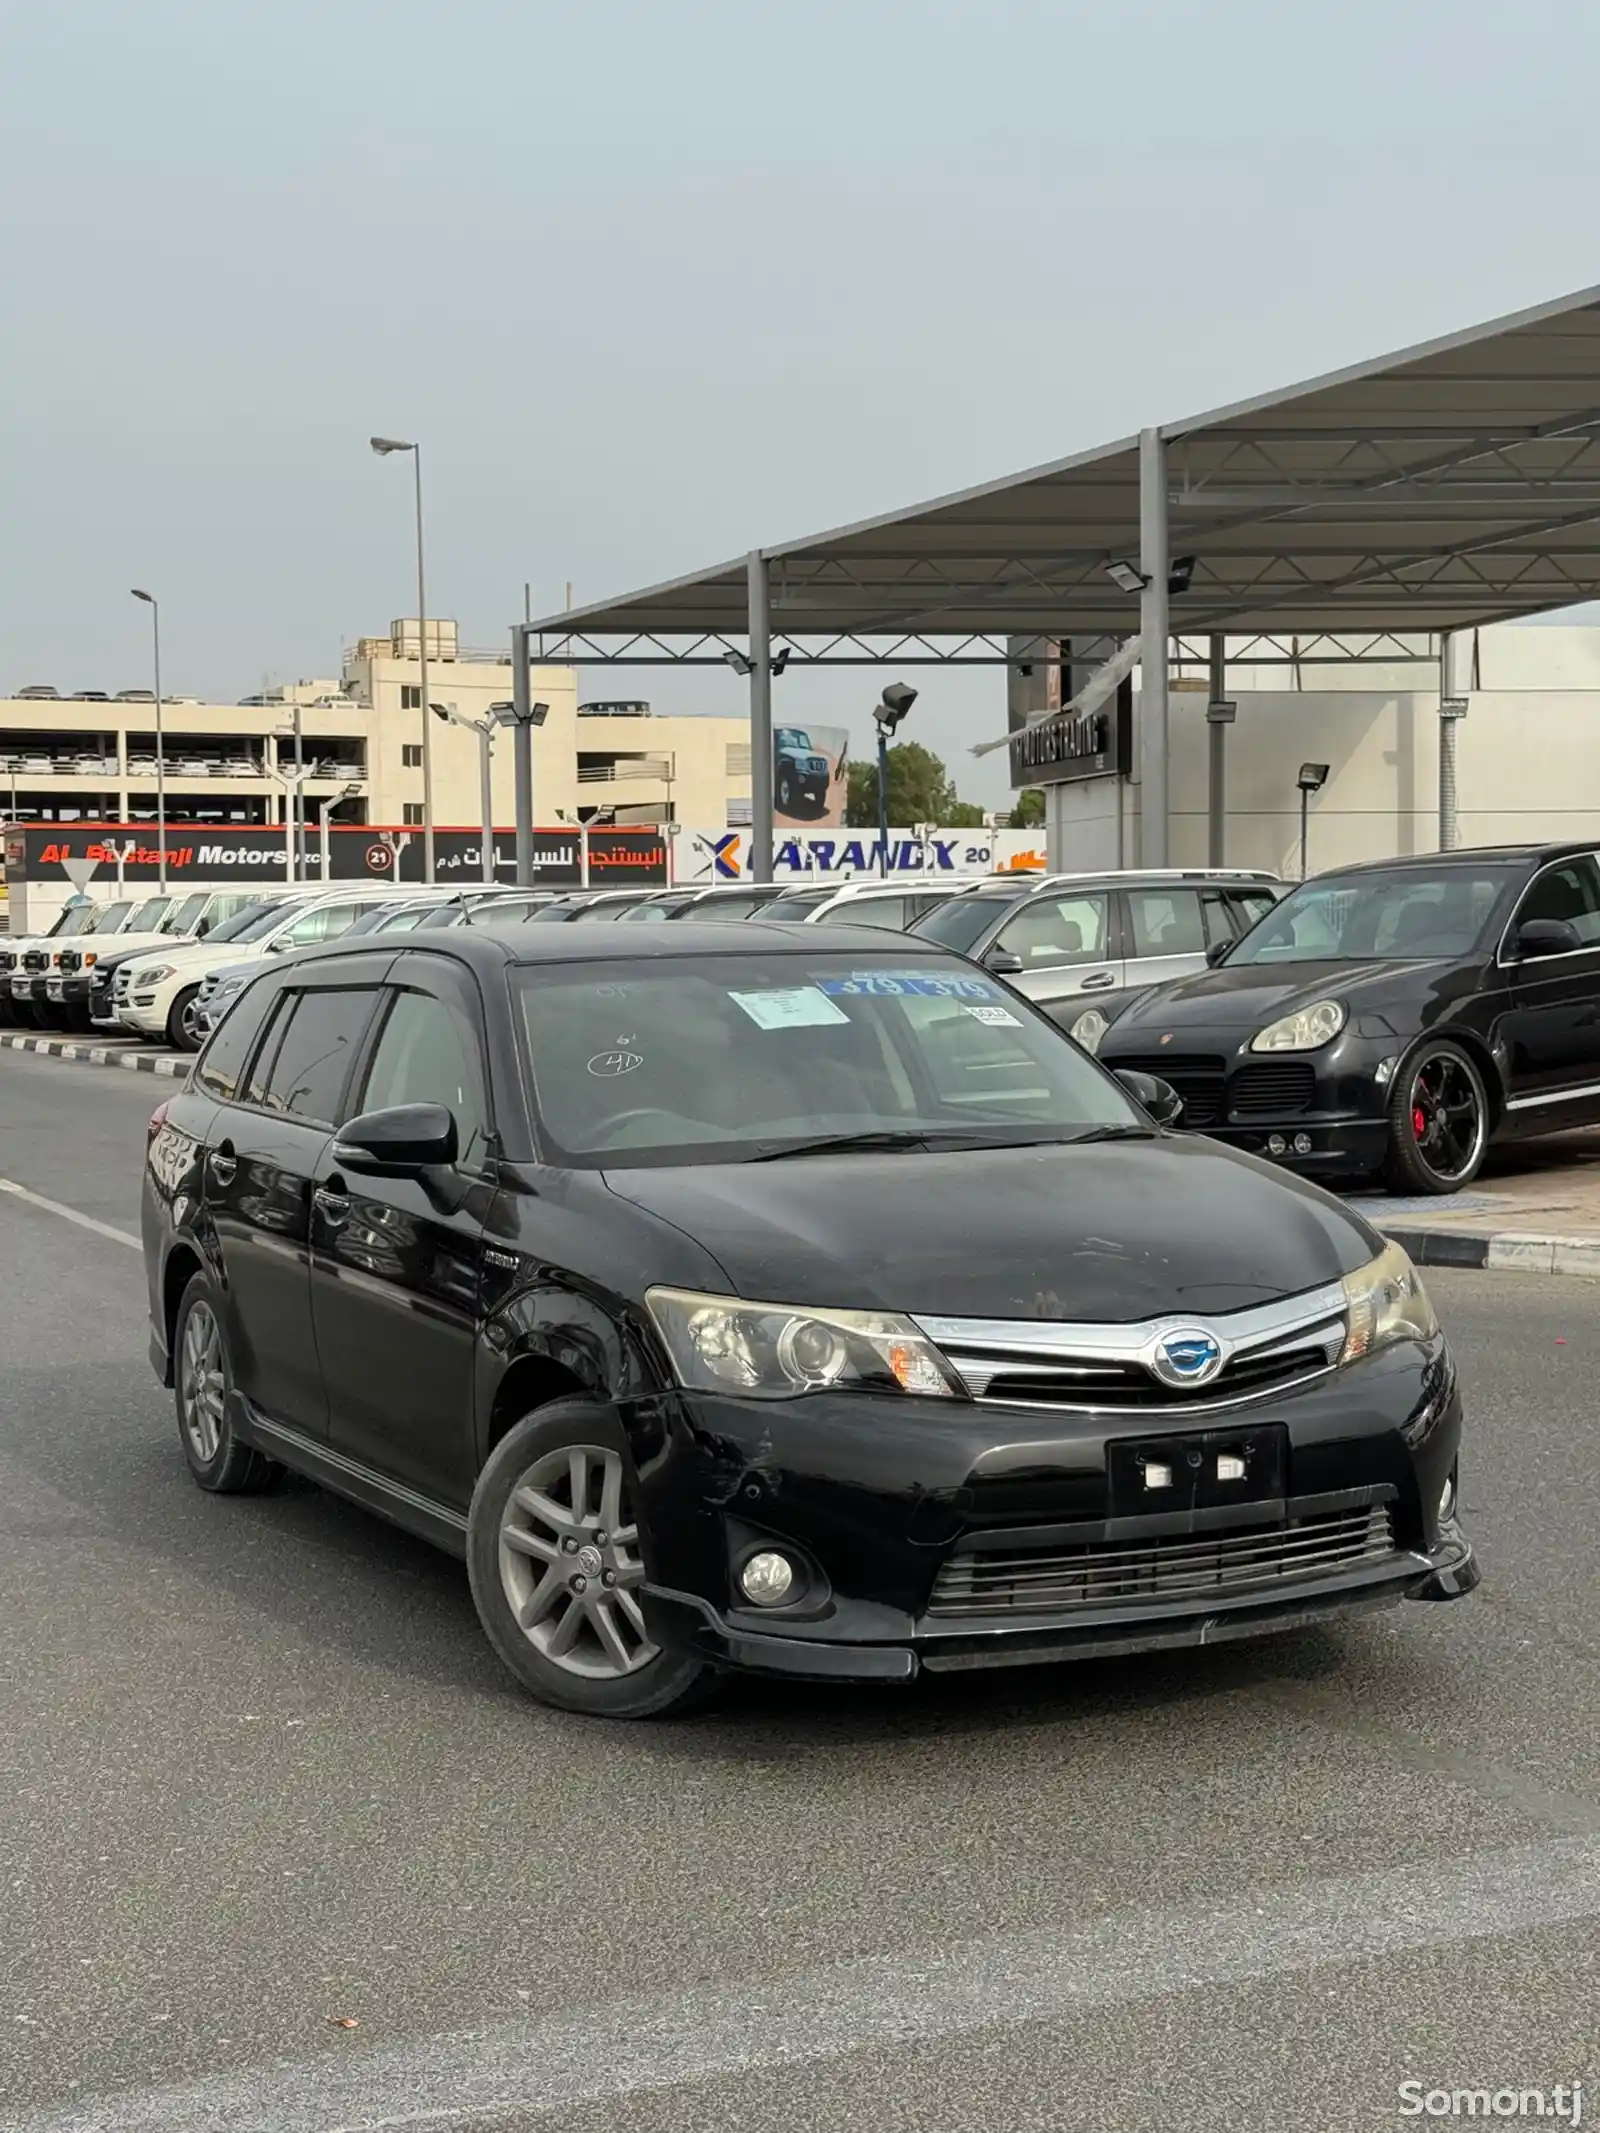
[1384,1223,1600,1279]
[1,1031,187,1077]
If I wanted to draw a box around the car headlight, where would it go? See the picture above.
[646,1286,957,1400]
[1339,1240,1439,1364]
[1069,1006,1109,1054]
[135,965,175,985]
[1250,998,1345,1052]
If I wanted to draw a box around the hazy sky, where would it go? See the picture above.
[4,0,1600,803]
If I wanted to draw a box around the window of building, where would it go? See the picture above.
[401,686,422,710]
[402,744,423,768]
[403,803,425,826]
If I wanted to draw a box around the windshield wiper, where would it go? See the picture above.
[1056,1124,1157,1144]
[750,1130,934,1161]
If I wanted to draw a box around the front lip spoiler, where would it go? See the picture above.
[644,1525,1479,1683]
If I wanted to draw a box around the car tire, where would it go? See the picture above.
[172,1271,282,1494]
[37,1000,71,1032]
[10,998,39,1028]
[1381,1039,1490,1196]
[166,985,203,1052]
[776,770,795,814]
[467,1399,716,1719]
[65,1002,93,1033]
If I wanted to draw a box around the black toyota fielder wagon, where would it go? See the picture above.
[142,922,1477,1718]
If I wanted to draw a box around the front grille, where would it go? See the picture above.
[1112,1053,1226,1128]
[0,951,14,974]
[972,1340,1337,1409]
[1230,1061,1316,1117]
[112,967,133,1003]
[58,949,84,975]
[22,949,48,973]
[928,1504,1396,1616]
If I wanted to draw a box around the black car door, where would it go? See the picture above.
[1500,852,1600,1119]
[201,963,388,1434]
[308,952,493,1511]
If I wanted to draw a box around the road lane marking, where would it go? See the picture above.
[9,1833,1600,2133]
[0,1178,140,1252]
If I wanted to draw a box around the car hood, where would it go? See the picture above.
[602,1135,1377,1322]
[1104,956,1458,1043]
[124,939,243,977]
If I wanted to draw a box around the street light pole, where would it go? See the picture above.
[129,589,166,889]
[434,702,497,883]
[371,437,435,882]
[317,784,363,883]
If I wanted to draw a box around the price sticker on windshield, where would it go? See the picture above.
[817,972,1001,1000]
[728,986,850,1031]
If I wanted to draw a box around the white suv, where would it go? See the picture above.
[114,888,400,1049]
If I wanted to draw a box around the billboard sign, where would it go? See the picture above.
[774,723,849,828]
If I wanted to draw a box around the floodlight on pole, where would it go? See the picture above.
[129,589,167,889]
[1296,762,1330,881]
[871,682,919,876]
[1106,559,1148,594]
[370,432,435,881]
[1166,554,1197,595]
[723,648,755,677]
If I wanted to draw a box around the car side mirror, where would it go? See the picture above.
[983,948,1024,976]
[333,1103,458,1176]
[1113,1068,1184,1128]
[194,917,210,937]
[1513,917,1583,961]
[1204,938,1230,967]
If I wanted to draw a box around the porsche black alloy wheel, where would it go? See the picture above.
[1382,1040,1489,1196]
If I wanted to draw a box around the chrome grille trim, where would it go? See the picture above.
[916,1283,1347,1413]
[928,1504,1395,1616]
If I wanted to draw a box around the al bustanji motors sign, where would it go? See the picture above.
[4,824,668,887]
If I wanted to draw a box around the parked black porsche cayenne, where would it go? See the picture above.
[1101,842,1600,1195]
[142,922,1476,1717]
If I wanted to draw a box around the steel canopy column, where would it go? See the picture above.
[747,551,774,882]
[1437,629,1466,851]
[511,625,534,886]
[1206,631,1230,867]
[1138,429,1170,867]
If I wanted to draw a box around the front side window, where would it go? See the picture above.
[251,988,374,1123]
[1126,889,1204,959]
[997,893,1110,967]
[1517,855,1600,947]
[360,989,489,1167]
[195,978,278,1102]
[512,951,1143,1168]
[1228,866,1518,964]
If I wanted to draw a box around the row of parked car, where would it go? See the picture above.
[14,841,1597,1194]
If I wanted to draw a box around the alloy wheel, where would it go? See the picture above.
[179,1300,226,1463]
[1405,1050,1485,1185]
[497,1445,657,1680]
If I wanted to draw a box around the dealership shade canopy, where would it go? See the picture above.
[529,284,1600,650]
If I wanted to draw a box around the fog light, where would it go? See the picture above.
[1267,1134,1288,1156]
[1216,1453,1246,1482]
[1293,1131,1313,1155]
[1439,1474,1456,1524]
[739,1550,797,1607]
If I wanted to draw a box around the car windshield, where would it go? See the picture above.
[203,903,274,945]
[229,901,307,944]
[1224,865,1519,963]
[765,887,836,916]
[910,893,1022,955]
[161,892,209,934]
[51,903,99,937]
[513,950,1144,1167]
[85,900,134,933]
[776,728,813,751]
[126,896,171,929]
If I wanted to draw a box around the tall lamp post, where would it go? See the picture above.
[434,702,499,883]
[872,683,918,877]
[1296,762,1329,881]
[265,761,314,883]
[317,782,365,883]
[370,436,435,882]
[129,589,166,889]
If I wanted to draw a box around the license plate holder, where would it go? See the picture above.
[1108,1422,1287,1517]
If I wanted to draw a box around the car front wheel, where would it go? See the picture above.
[172,1271,282,1493]
[467,1400,714,1718]
[166,985,203,1051]
[1381,1040,1490,1195]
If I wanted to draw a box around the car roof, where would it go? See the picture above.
[292,917,962,973]
[1299,842,1590,878]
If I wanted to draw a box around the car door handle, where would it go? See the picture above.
[314,1178,350,1226]
[1079,970,1118,990]
[208,1140,238,1186]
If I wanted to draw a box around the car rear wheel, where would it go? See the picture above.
[173,1272,282,1493]
[1381,1040,1489,1195]
[166,985,203,1051]
[467,1400,715,1718]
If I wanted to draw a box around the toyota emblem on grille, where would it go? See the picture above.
[1150,1329,1224,1388]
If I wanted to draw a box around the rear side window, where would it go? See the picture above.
[1126,889,1205,959]
[1227,889,1279,935]
[249,988,374,1124]
[194,980,278,1102]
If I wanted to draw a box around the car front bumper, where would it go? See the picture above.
[627,1337,1474,1684]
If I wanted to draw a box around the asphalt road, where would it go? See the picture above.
[2,1046,1598,2133]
